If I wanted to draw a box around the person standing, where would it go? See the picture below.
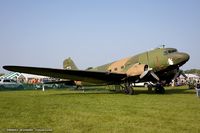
[195,81,200,97]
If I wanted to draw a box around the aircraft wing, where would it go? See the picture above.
[3,66,129,84]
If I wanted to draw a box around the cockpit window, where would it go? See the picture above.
[168,49,177,53]
[163,49,177,55]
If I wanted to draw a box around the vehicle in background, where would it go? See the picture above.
[133,82,155,88]
[0,79,24,90]
[35,83,61,89]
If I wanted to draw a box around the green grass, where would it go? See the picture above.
[0,86,200,133]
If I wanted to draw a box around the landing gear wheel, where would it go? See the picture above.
[124,84,134,95]
[155,84,165,94]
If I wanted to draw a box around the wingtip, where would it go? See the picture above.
[3,65,11,70]
[3,65,8,69]
[3,65,27,73]
[2,65,17,71]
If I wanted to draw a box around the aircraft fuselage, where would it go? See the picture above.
[91,47,189,84]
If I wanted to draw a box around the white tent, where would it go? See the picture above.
[180,74,199,80]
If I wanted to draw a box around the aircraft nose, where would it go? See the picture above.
[173,52,190,66]
[182,52,190,62]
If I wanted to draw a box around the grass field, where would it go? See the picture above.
[0,86,200,133]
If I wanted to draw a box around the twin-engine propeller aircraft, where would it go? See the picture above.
[3,47,189,95]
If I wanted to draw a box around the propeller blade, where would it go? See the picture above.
[140,70,149,79]
[140,68,160,81]
[150,71,160,81]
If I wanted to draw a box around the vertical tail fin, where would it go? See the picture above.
[63,57,78,70]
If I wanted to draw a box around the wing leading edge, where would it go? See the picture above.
[3,66,129,84]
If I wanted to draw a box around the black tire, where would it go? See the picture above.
[124,89,129,94]
[155,85,165,94]
[128,87,134,95]
[158,86,165,94]
[124,87,134,95]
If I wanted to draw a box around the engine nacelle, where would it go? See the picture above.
[126,63,148,76]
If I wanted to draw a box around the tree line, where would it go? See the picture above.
[184,69,200,75]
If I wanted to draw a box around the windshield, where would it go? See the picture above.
[164,49,177,55]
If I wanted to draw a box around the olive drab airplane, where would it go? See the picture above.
[3,47,190,95]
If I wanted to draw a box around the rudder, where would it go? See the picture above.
[63,57,78,70]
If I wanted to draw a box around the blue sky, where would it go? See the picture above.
[0,0,200,73]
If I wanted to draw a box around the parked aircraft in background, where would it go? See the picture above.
[3,47,189,95]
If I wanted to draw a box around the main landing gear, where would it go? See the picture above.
[117,82,165,95]
[120,83,134,95]
[154,83,165,94]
